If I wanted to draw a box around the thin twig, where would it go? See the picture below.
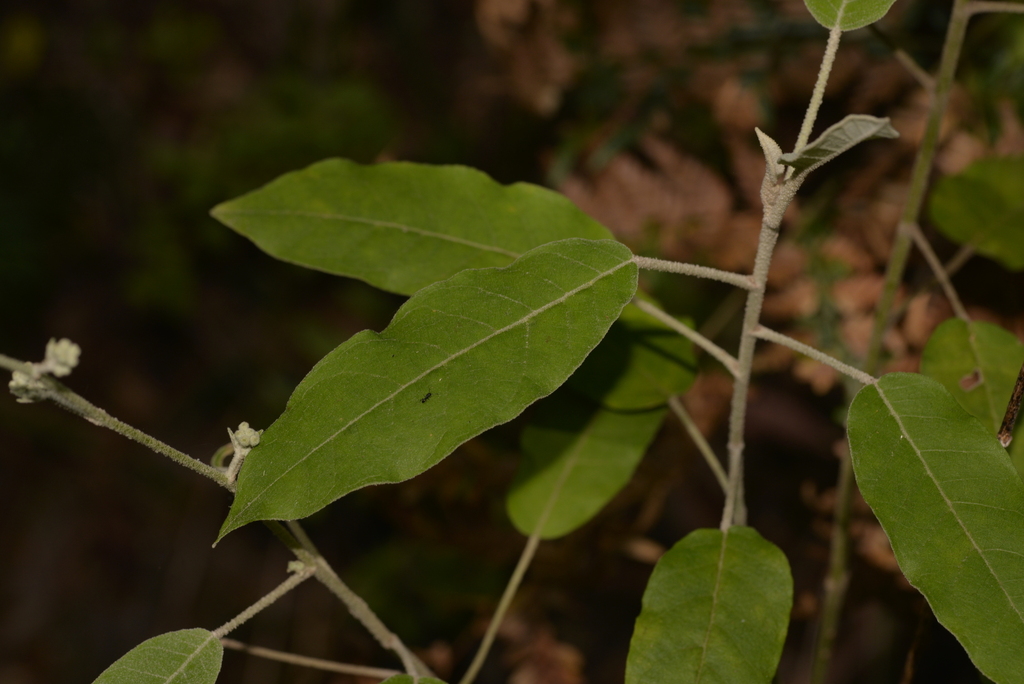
[793,25,843,154]
[212,564,316,638]
[283,521,434,679]
[458,417,584,684]
[751,326,877,386]
[998,360,1024,447]
[944,243,975,278]
[906,222,971,322]
[668,396,728,493]
[220,639,401,680]
[0,354,231,487]
[968,1,1024,14]
[630,297,741,377]
[632,256,755,290]
[867,24,935,91]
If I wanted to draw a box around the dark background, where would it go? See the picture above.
[2,1,1023,683]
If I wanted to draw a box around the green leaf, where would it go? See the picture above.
[380,676,448,684]
[803,0,899,31]
[211,159,612,295]
[219,238,637,538]
[929,155,1024,271]
[848,373,1024,683]
[569,300,697,411]
[507,388,666,539]
[778,115,898,175]
[920,319,1024,478]
[626,527,792,684]
[92,629,222,684]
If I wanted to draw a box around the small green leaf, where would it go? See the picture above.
[803,0,899,30]
[848,373,1024,683]
[92,629,222,684]
[626,527,792,684]
[211,159,612,295]
[380,676,448,684]
[929,155,1024,271]
[778,115,898,176]
[569,300,697,411]
[219,239,637,538]
[507,388,666,539]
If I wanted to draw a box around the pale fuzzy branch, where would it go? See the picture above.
[221,639,401,680]
[458,417,583,684]
[793,25,843,155]
[1,353,231,487]
[632,256,755,290]
[868,25,935,91]
[630,297,741,377]
[968,1,1024,14]
[212,564,316,639]
[282,521,434,679]
[668,396,728,493]
[906,222,971,322]
[945,243,975,277]
[752,326,877,386]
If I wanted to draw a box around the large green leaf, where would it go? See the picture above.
[219,239,637,538]
[848,373,1024,683]
[803,0,898,30]
[211,159,612,295]
[778,115,898,176]
[920,319,1024,478]
[568,300,697,411]
[626,527,792,684]
[929,156,1024,271]
[92,629,222,684]
[507,388,666,539]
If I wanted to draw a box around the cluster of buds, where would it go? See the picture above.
[8,338,81,403]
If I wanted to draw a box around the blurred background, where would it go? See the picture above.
[3,1,1024,683]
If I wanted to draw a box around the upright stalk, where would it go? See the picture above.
[813,3,974,680]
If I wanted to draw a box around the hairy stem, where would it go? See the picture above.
[0,354,230,486]
[968,1,1024,14]
[794,25,843,154]
[212,564,315,638]
[631,298,741,377]
[669,396,728,493]
[279,521,434,678]
[815,2,974,680]
[632,256,756,290]
[221,638,401,679]
[751,326,877,385]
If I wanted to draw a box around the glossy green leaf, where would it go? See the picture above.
[92,629,222,684]
[848,373,1024,683]
[920,319,1024,478]
[569,300,697,411]
[803,0,898,30]
[626,527,792,684]
[380,676,448,684]
[211,159,612,295]
[929,156,1024,271]
[219,238,637,538]
[779,115,898,175]
[507,388,666,539]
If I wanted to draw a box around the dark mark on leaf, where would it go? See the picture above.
[421,392,432,403]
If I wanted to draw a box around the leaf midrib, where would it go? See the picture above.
[694,531,729,682]
[231,254,634,521]
[876,383,1024,625]
[216,208,522,258]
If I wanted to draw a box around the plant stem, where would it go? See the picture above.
[632,256,756,290]
[278,520,434,679]
[220,638,402,680]
[457,418,583,684]
[631,298,741,377]
[814,2,974,680]
[0,354,230,487]
[212,564,316,638]
[668,396,728,493]
[868,25,935,91]
[751,326,877,386]
[968,1,1024,14]
[794,25,843,154]
[907,223,970,322]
